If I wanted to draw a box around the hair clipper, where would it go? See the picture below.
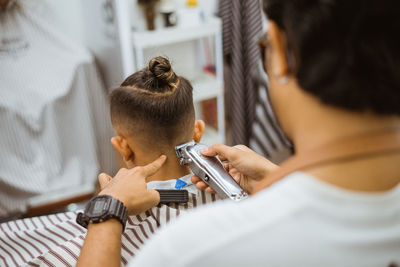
[175,141,248,201]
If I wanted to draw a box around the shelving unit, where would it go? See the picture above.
[114,0,225,145]
[131,17,222,49]
[191,72,223,102]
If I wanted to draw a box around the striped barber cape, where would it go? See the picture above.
[0,176,220,266]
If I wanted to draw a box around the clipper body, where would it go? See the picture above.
[175,141,248,201]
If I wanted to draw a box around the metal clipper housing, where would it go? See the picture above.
[175,141,248,201]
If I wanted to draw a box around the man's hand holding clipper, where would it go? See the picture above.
[192,145,278,195]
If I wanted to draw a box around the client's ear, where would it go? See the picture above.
[193,120,205,142]
[111,136,135,168]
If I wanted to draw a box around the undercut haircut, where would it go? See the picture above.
[110,56,195,147]
[263,0,400,115]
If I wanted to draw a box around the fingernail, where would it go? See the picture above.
[201,148,208,154]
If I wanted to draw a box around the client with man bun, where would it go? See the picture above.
[0,57,219,267]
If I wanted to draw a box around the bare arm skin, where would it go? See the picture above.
[76,219,123,267]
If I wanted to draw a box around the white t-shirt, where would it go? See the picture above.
[130,172,400,267]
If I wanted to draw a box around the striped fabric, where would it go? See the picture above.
[218,0,263,146]
[249,62,293,163]
[219,1,292,162]
[0,189,219,267]
[0,0,117,217]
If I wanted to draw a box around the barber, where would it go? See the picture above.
[77,0,400,266]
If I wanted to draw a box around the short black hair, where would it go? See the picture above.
[263,0,400,115]
[110,57,195,147]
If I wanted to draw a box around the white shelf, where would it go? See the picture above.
[191,72,223,102]
[132,17,222,49]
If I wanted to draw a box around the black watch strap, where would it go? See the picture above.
[156,189,189,204]
[105,197,128,230]
[76,195,128,231]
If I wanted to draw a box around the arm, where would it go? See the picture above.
[77,220,123,267]
[76,155,166,267]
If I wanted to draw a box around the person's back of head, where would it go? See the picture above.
[109,56,204,171]
[263,0,400,115]
[261,0,400,190]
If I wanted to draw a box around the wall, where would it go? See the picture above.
[37,0,219,88]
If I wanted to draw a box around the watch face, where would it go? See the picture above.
[86,196,109,217]
[92,199,106,215]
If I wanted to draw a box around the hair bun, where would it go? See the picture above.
[148,56,177,87]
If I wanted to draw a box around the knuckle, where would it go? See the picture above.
[132,166,141,173]
[135,167,145,175]
[116,168,126,176]
[213,143,223,150]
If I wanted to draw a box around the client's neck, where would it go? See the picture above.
[137,151,191,182]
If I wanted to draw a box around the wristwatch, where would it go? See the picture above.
[76,195,128,231]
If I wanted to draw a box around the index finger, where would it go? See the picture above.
[201,144,240,162]
[139,155,167,177]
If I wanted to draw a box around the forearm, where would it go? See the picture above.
[77,219,123,267]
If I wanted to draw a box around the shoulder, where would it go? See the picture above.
[131,173,311,266]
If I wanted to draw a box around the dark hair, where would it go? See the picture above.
[110,56,195,146]
[263,0,400,115]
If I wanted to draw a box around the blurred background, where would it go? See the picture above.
[0,0,292,220]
